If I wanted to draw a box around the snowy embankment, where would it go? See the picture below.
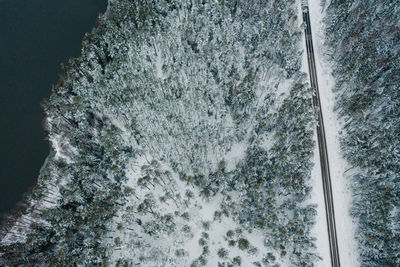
[305,0,359,266]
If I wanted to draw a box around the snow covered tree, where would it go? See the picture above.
[324,1,400,265]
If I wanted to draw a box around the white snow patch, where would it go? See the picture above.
[46,117,78,163]
[154,40,165,80]
[50,134,73,163]
[224,141,247,172]
[197,196,222,222]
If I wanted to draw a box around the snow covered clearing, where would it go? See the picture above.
[108,154,282,266]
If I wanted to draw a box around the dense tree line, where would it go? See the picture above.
[324,1,400,265]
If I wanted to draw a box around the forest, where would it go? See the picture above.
[324,0,400,266]
[1,0,398,266]
[0,0,319,266]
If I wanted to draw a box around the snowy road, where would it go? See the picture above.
[302,7,340,267]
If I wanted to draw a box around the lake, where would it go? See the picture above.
[0,0,107,216]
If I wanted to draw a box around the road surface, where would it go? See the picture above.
[302,7,341,267]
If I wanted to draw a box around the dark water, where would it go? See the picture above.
[0,0,107,215]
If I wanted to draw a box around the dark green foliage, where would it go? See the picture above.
[232,256,242,265]
[175,248,186,257]
[237,238,249,250]
[226,230,234,238]
[218,247,228,259]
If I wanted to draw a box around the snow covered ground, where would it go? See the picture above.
[305,0,360,266]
